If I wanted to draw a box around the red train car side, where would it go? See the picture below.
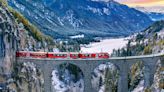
[70,53,79,59]
[48,52,68,59]
[16,51,110,59]
[78,53,96,59]
[16,51,29,57]
[30,52,47,58]
[98,53,109,58]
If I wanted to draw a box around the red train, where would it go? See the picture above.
[16,51,109,59]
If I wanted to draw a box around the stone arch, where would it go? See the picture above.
[91,61,120,92]
[51,62,84,92]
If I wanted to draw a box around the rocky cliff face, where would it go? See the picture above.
[0,1,47,91]
[0,2,18,74]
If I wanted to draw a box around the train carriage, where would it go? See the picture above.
[69,52,79,59]
[78,53,96,59]
[16,51,29,57]
[29,52,47,58]
[48,52,69,59]
[98,53,109,58]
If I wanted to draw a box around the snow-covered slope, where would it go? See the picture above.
[135,6,164,21]
[80,38,128,54]
[135,6,164,14]
[8,0,153,38]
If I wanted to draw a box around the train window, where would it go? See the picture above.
[72,54,78,57]
[85,54,90,57]
[100,54,103,56]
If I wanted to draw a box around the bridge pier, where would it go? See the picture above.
[161,57,164,66]
[83,72,94,92]
[117,60,129,92]
[143,58,158,88]
[43,62,53,92]
[81,61,96,92]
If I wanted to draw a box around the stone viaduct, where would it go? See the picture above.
[16,53,164,92]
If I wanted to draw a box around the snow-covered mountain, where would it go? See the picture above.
[135,6,164,14]
[8,0,153,38]
[135,6,164,21]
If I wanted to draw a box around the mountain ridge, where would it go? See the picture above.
[135,6,164,21]
[8,0,153,38]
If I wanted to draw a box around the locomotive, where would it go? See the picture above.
[16,51,109,59]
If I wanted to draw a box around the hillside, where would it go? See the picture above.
[112,20,164,56]
[8,0,153,38]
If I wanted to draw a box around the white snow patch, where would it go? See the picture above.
[70,34,85,39]
[52,69,84,92]
[80,38,128,54]
[132,80,144,92]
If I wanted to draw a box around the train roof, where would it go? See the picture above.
[17,51,109,54]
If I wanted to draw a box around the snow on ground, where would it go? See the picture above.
[80,38,128,54]
[132,80,144,92]
[52,69,84,92]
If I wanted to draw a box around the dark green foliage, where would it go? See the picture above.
[104,67,118,92]
[99,77,103,88]
[153,33,158,40]
[128,62,144,92]
[143,45,152,55]
[136,33,144,42]
[71,38,100,45]
[0,0,7,6]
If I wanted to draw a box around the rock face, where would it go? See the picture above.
[8,0,153,38]
[0,2,18,74]
[0,1,46,91]
[11,62,44,92]
[91,63,119,92]
[0,1,46,74]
